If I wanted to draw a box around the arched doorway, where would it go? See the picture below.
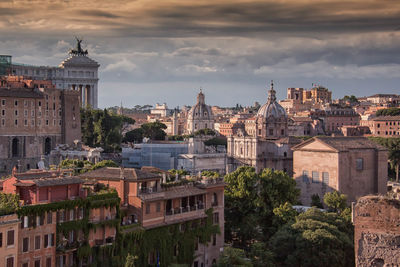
[44,137,51,155]
[12,138,19,157]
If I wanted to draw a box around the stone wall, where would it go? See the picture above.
[354,196,400,266]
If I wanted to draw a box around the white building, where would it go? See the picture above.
[186,90,215,134]
[11,38,100,108]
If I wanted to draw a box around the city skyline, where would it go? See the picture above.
[1,0,400,108]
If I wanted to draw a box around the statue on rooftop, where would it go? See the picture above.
[69,37,88,56]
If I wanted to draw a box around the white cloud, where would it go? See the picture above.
[104,59,137,72]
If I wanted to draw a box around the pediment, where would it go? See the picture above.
[293,138,337,152]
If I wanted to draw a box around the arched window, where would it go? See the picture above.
[44,137,51,155]
[12,138,19,157]
[283,152,287,157]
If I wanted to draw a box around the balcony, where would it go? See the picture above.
[165,203,205,224]
[139,187,158,194]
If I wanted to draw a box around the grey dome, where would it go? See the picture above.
[187,90,213,120]
[257,81,287,119]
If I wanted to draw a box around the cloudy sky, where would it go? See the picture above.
[1,0,400,108]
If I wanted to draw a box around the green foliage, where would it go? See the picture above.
[311,194,323,208]
[273,202,298,226]
[323,191,347,213]
[91,160,119,170]
[342,95,358,103]
[141,121,167,140]
[376,107,400,117]
[201,170,221,178]
[194,128,216,136]
[124,128,144,143]
[0,192,20,216]
[204,137,227,147]
[217,247,252,267]
[224,167,300,247]
[169,169,189,176]
[81,107,135,152]
[248,242,275,267]
[168,134,194,141]
[369,137,400,181]
[125,254,137,267]
[59,159,119,174]
[270,208,354,267]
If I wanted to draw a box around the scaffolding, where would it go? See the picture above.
[0,55,12,76]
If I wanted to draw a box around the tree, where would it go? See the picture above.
[342,95,358,103]
[91,160,119,171]
[248,242,275,267]
[201,170,220,178]
[224,166,260,247]
[216,247,253,267]
[141,122,167,140]
[257,169,300,238]
[273,202,298,226]
[59,159,93,174]
[376,107,400,117]
[311,194,323,208]
[125,254,136,267]
[204,137,227,148]
[270,208,354,267]
[124,128,144,143]
[323,191,347,213]
[369,137,400,181]
[0,193,19,216]
[194,128,216,136]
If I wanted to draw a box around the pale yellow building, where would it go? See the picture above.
[0,213,19,267]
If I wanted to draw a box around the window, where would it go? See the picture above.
[35,260,40,267]
[269,129,274,135]
[213,212,219,224]
[22,263,28,267]
[0,232,2,247]
[35,235,40,250]
[302,170,309,183]
[31,110,35,117]
[312,171,319,183]
[14,119,17,126]
[356,158,363,170]
[44,234,53,248]
[14,100,18,106]
[46,257,52,267]
[212,233,217,246]
[47,212,52,224]
[24,109,28,117]
[156,202,161,212]
[22,237,29,252]
[1,109,5,116]
[1,99,5,105]
[24,119,28,126]
[322,172,329,185]
[1,118,4,126]
[6,257,14,267]
[146,204,150,214]
[7,230,14,246]
[281,129,285,135]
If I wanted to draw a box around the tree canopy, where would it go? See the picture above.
[194,128,216,136]
[81,108,135,152]
[59,159,118,174]
[270,208,354,267]
[0,192,19,216]
[369,137,400,181]
[376,107,400,117]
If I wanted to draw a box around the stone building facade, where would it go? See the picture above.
[186,90,215,134]
[354,196,400,267]
[0,214,19,267]
[0,76,81,176]
[227,81,301,174]
[292,137,388,205]
[9,39,99,108]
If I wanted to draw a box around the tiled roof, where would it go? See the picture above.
[15,176,83,187]
[0,88,44,98]
[163,186,205,199]
[293,136,387,152]
[79,167,161,181]
[372,116,400,121]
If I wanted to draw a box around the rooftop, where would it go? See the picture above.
[79,167,161,181]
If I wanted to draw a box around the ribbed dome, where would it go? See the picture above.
[187,89,213,120]
[257,81,287,119]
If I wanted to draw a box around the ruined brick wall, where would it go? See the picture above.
[354,196,400,266]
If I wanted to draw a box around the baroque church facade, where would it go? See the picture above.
[227,81,301,174]
[185,90,215,134]
[10,38,100,108]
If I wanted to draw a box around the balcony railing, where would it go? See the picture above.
[139,187,158,194]
[165,203,204,216]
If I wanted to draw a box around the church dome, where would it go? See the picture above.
[187,89,214,120]
[257,81,287,119]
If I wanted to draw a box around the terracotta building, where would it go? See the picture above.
[0,76,81,176]
[292,137,388,205]
[0,213,19,267]
[353,196,400,266]
[1,169,118,267]
[80,167,225,267]
[322,105,360,134]
[365,116,400,137]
